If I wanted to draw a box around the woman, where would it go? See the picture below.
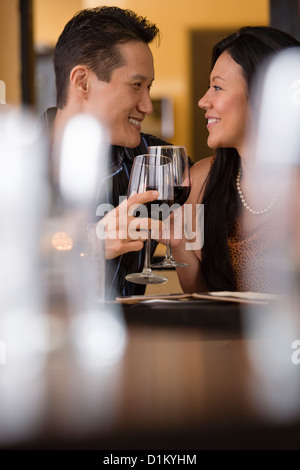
[172,26,300,293]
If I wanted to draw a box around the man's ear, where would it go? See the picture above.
[69,65,90,97]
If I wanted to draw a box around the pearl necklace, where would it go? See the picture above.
[236,168,279,215]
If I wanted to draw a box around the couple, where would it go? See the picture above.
[45,6,300,297]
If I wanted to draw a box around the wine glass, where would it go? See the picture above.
[148,145,191,268]
[125,154,174,285]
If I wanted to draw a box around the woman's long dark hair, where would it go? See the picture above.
[200,26,300,291]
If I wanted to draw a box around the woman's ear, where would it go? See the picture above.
[69,65,90,98]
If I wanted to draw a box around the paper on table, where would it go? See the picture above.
[208,291,280,301]
[116,293,189,304]
[116,291,280,305]
[192,291,281,304]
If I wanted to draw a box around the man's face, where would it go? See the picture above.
[86,41,154,148]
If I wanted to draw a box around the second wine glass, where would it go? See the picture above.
[148,145,191,268]
[125,154,174,285]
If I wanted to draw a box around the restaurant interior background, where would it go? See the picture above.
[0,0,272,162]
[1,0,300,160]
[1,0,299,160]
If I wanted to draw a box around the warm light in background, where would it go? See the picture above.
[52,232,74,251]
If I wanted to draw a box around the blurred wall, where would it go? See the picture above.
[0,0,21,104]
[34,0,82,47]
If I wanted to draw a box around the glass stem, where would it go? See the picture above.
[165,218,173,261]
[142,230,152,275]
[165,239,171,260]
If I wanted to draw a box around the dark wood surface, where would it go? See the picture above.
[1,299,300,450]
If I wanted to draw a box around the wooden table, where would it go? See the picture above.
[1,299,300,450]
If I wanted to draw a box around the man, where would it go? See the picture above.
[46,6,170,297]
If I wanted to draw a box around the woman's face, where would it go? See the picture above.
[198,51,250,155]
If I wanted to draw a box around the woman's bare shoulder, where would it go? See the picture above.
[188,156,214,203]
[190,156,214,181]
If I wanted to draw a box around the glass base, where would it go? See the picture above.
[151,257,189,269]
[125,271,168,285]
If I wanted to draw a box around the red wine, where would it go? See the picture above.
[145,199,174,220]
[133,199,173,220]
[173,186,190,206]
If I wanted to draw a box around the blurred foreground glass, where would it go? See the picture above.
[46,113,108,306]
[52,114,128,438]
[0,109,129,447]
[243,47,300,422]
[44,113,127,365]
[0,106,49,444]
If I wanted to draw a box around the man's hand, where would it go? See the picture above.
[97,190,163,259]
